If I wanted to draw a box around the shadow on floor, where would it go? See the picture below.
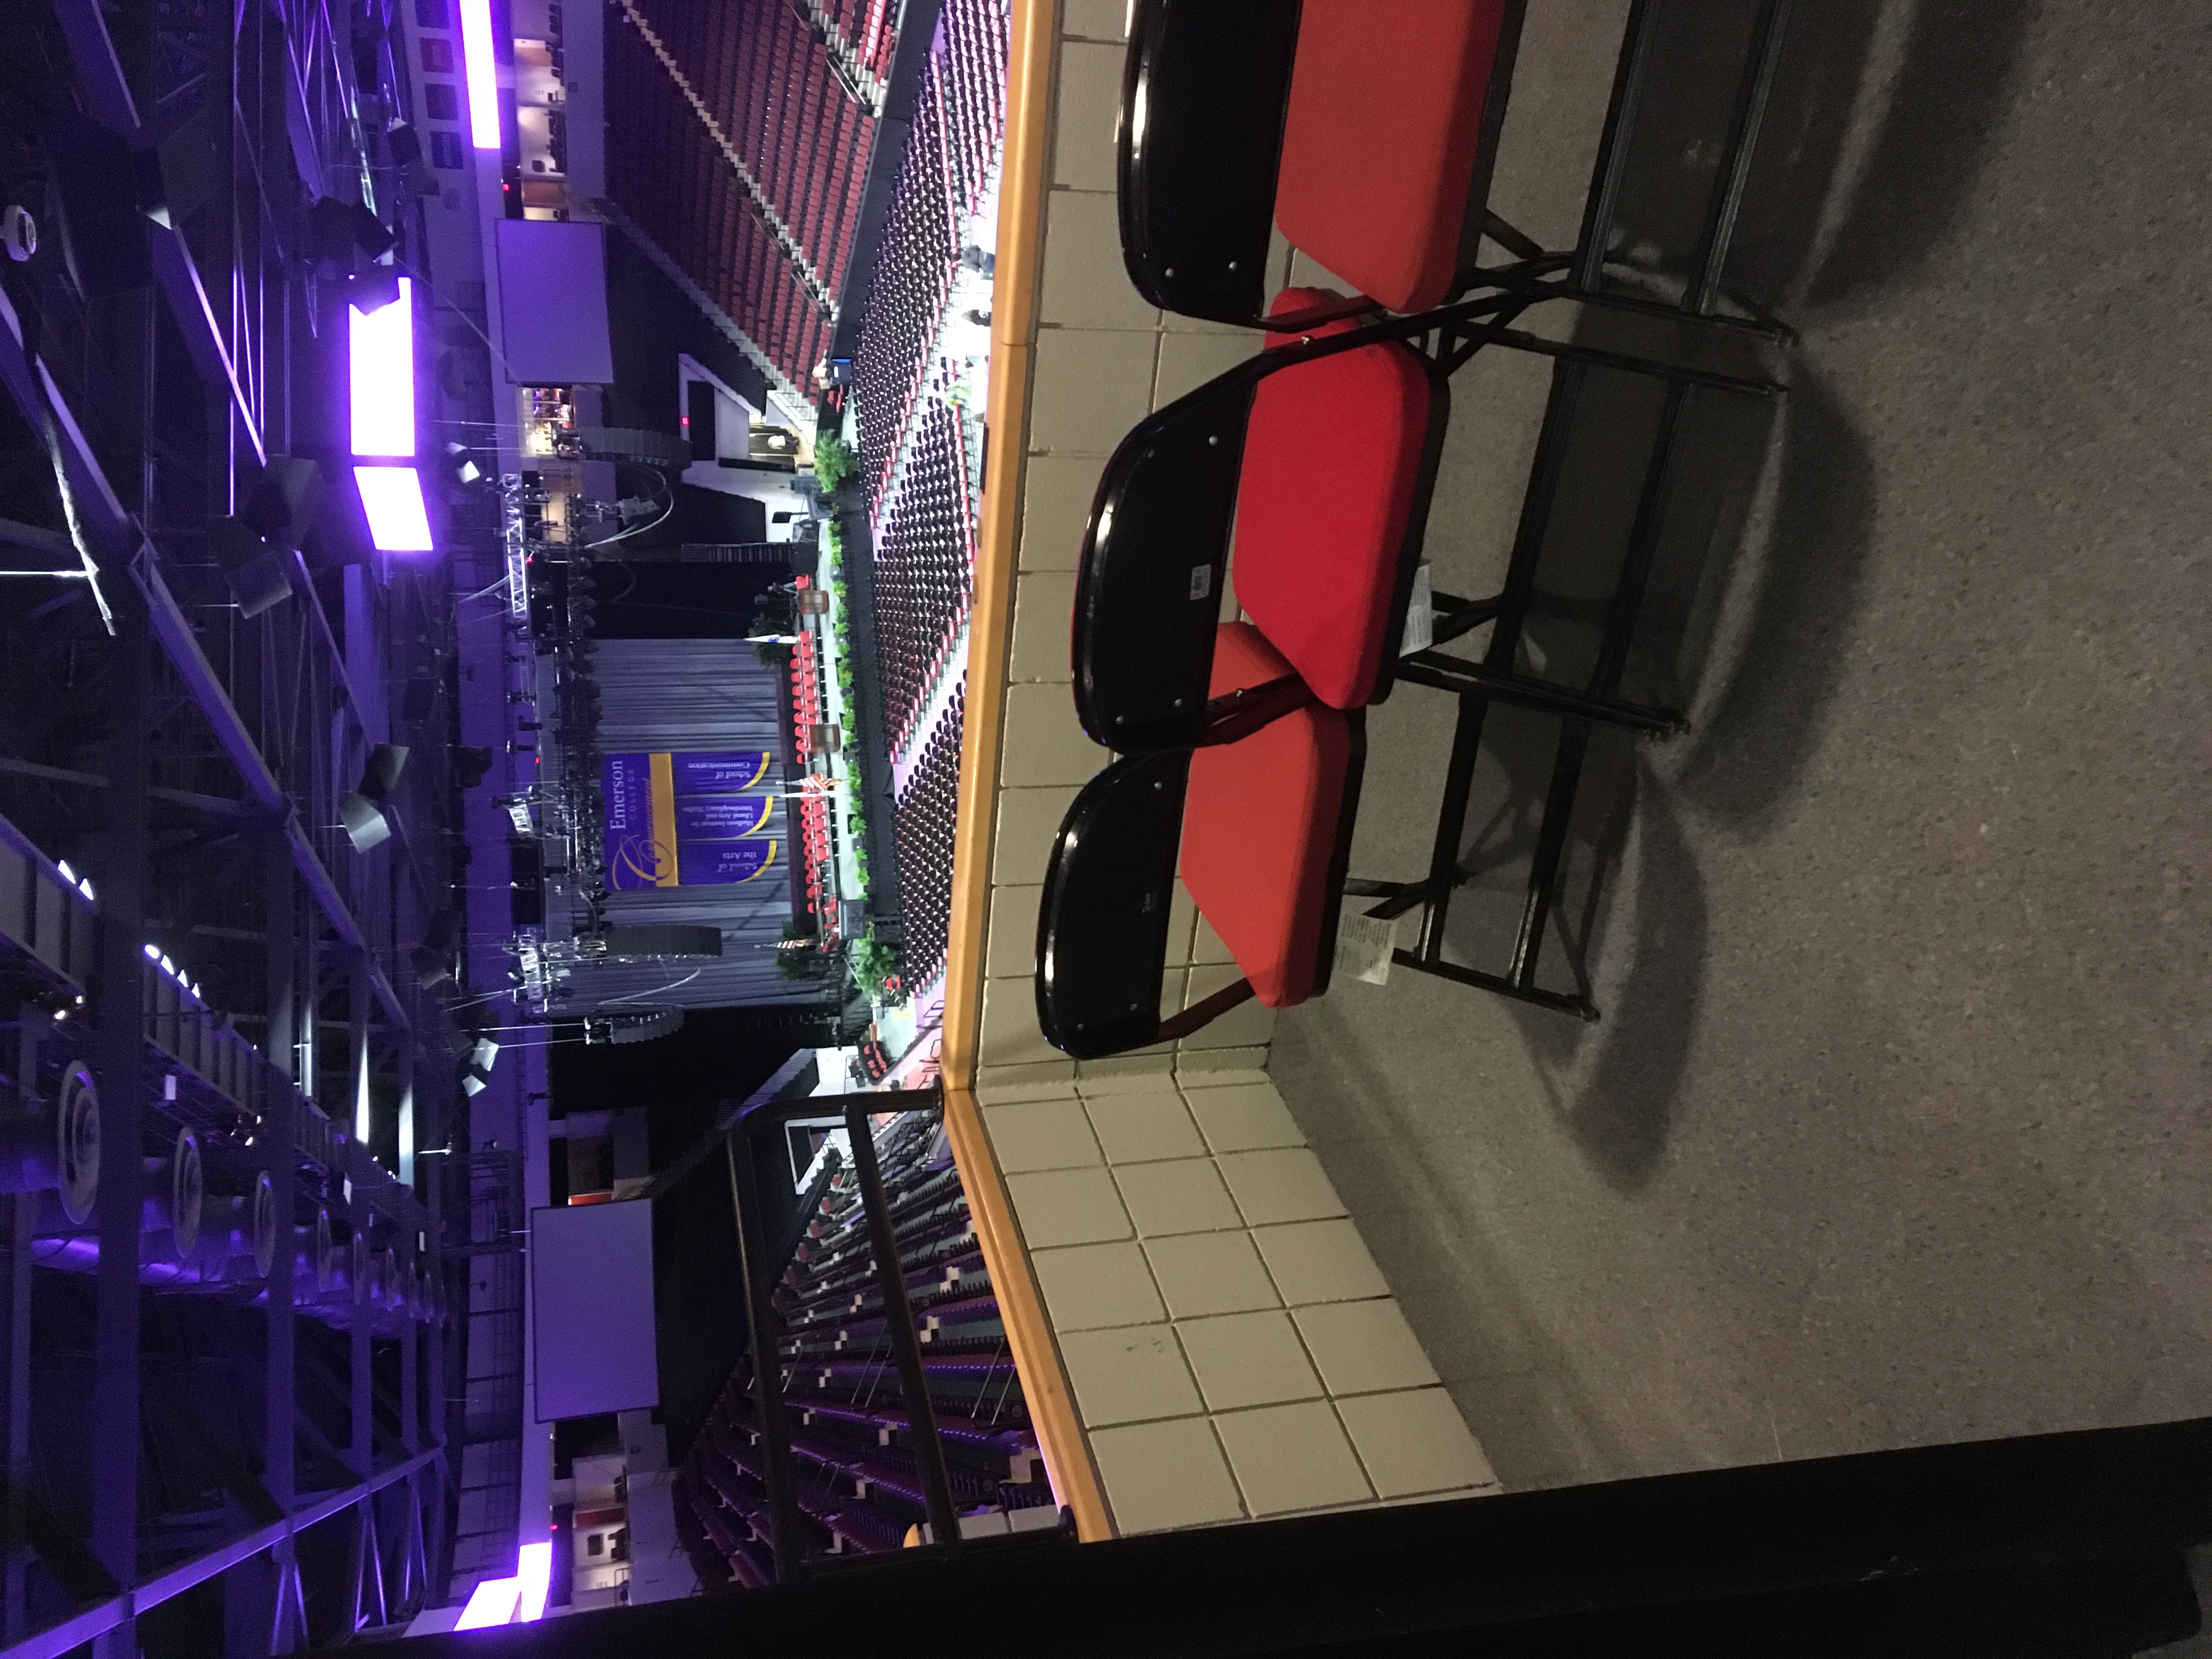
[1599,0,2036,315]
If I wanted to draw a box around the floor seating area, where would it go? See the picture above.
[872,401,977,754]
[892,687,966,992]
[1036,0,1794,1057]
[853,0,1008,499]
[846,0,1009,1008]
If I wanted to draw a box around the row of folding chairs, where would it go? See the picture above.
[1034,0,1795,1060]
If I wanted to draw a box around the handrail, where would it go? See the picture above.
[940,0,1056,1085]
[719,1092,1000,1578]
[921,0,1116,1543]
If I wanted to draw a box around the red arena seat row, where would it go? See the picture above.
[607,0,881,392]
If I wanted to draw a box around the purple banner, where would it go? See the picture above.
[675,795,772,839]
[676,839,778,885]
[602,753,666,890]
[673,752,772,794]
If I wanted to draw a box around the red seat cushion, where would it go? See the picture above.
[1276,0,1515,313]
[1180,623,1352,1009]
[1232,287,1433,709]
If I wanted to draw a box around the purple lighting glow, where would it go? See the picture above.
[514,1541,552,1622]
[354,466,435,553]
[458,0,501,150]
[348,277,416,457]
[453,1575,521,1630]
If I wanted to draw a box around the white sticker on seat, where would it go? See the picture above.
[1400,562,1434,656]
[1333,911,1398,986]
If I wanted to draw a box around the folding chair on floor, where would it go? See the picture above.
[1036,296,1759,1056]
[1118,0,1794,341]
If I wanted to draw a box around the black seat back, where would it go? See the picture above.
[1118,0,1301,325]
[1035,752,1191,1059]
[1072,369,1257,752]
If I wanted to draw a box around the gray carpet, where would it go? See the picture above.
[1269,0,2212,1517]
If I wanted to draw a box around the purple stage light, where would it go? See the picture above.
[348,276,416,457]
[354,466,435,553]
[453,1574,521,1630]
[513,1540,552,1622]
[459,0,502,150]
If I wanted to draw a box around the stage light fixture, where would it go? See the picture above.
[458,0,501,150]
[453,1575,520,1629]
[513,1542,551,1622]
[348,277,416,458]
[353,466,434,553]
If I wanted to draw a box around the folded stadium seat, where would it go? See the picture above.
[1036,624,1363,1059]
[1118,0,1793,339]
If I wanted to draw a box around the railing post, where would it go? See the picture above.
[843,1101,963,1550]
[724,1131,805,1580]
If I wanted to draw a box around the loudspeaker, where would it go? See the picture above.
[400,678,437,721]
[306,196,395,271]
[409,944,452,989]
[423,908,461,951]
[454,747,493,788]
[357,744,409,801]
[246,457,324,551]
[43,109,153,296]
[229,550,295,619]
[387,124,424,168]
[338,793,390,851]
[155,106,223,227]
[207,515,265,571]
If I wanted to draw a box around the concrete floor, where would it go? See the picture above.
[1270,0,2212,1520]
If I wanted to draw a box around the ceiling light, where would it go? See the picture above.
[353,466,434,554]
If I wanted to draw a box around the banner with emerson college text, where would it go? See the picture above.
[603,750,779,889]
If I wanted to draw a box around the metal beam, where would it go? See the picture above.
[0,755,252,819]
[301,554,434,907]
[48,0,266,463]
[87,587,150,1631]
[2,1448,441,1659]
[265,844,299,1520]
[0,284,409,1032]
[3,1032,36,1641]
